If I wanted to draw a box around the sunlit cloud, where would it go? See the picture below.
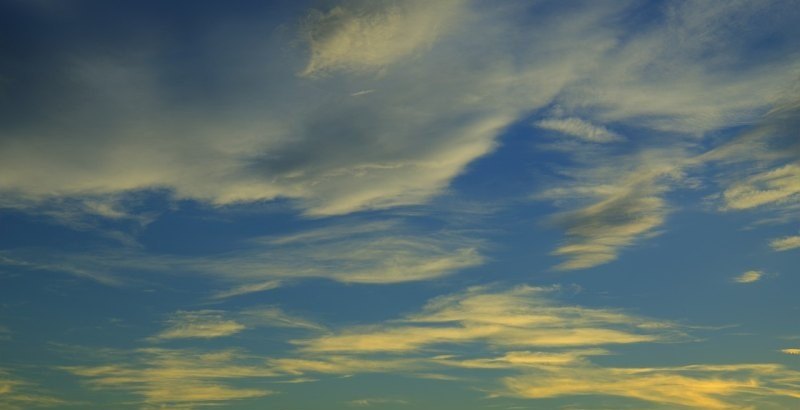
[502,363,800,409]
[733,270,765,284]
[770,235,800,251]
[295,285,673,354]
[300,0,465,76]
[782,349,800,356]
[0,369,65,409]
[150,310,245,341]
[63,348,276,408]
[346,397,409,407]
[0,220,484,287]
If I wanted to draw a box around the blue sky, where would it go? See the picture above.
[1,0,799,409]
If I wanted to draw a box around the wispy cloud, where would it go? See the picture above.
[539,150,683,270]
[63,348,276,408]
[502,363,800,409]
[782,348,800,356]
[770,235,800,251]
[150,310,245,341]
[295,285,674,354]
[346,397,409,407]
[535,117,622,143]
[0,220,484,287]
[0,369,65,409]
[733,270,765,284]
[722,164,800,210]
[300,0,465,76]
[212,280,284,300]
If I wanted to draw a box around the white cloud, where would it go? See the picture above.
[300,0,465,75]
[733,270,764,284]
[536,117,622,143]
[770,235,800,252]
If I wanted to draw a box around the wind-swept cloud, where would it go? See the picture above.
[539,150,682,270]
[150,307,323,342]
[295,285,675,354]
[502,363,800,409]
[535,117,622,143]
[151,310,245,341]
[346,397,409,407]
[63,348,276,408]
[0,369,65,409]
[733,270,765,284]
[723,164,800,210]
[0,220,484,287]
[782,349,800,356]
[770,235,800,251]
[300,0,465,75]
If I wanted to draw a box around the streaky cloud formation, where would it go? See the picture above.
[770,235,800,251]
[63,348,277,408]
[150,310,246,341]
[535,117,622,143]
[0,219,483,286]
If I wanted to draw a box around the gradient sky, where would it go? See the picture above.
[1,1,799,409]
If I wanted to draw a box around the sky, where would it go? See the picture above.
[0,0,799,409]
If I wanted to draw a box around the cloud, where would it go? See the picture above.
[502,363,800,409]
[535,117,622,143]
[770,235,800,251]
[300,0,465,75]
[346,397,409,407]
[240,307,325,331]
[0,369,65,409]
[539,150,683,270]
[295,285,674,354]
[212,280,284,300]
[0,219,484,286]
[782,349,800,356]
[722,164,800,210]
[151,310,245,341]
[63,348,276,408]
[733,270,765,284]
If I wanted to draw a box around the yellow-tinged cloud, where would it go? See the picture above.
[63,348,277,407]
[733,270,764,284]
[0,369,66,409]
[503,363,800,409]
[296,286,673,354]
[782,348,800,355]
[770,235,800,251]
[151,310,245,341]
